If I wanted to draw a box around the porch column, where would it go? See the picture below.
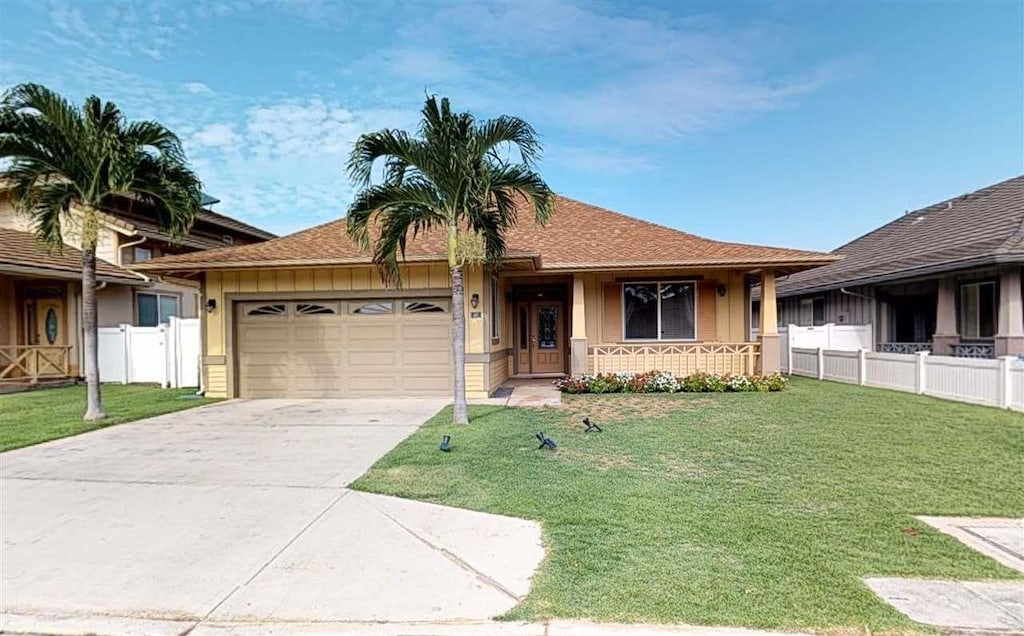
[570,274,588,376]
[932,277,959,355]
[758,270,780,373]
[995,266,1024,356]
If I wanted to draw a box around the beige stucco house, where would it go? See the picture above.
[0,191,273,385]
[135,196,837,399]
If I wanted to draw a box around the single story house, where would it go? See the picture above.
[0,190,274,385]
[755,175,1024,358]
[135,196,837,399]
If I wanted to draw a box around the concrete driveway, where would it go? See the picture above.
[1,399,544,634]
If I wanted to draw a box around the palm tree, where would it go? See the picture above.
[0,83,202,420]
[347,95,554,424]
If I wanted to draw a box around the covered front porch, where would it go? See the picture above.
[877,266,1023,359]
[477,266,781,392]
[0,273,78,387]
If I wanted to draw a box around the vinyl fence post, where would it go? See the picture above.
[858,349,867,386]
[999,356,1013,409]
[816,347,824,381]
[787,339,793,376]
[915,350,928,395]
[121,324,131,384]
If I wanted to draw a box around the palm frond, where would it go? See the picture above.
[473,116,542,166]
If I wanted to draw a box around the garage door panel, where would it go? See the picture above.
[236,299,451,399]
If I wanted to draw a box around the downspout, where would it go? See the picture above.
[839,287,878,348]
[119,235,151,283]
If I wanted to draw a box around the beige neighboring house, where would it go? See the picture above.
[135,195,838,399]
[0,190,274,386]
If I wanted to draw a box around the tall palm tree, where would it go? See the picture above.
[347,95,554,424]
[0,83,202,420]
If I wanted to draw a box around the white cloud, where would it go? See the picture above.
[190,123,241,149]
[183,82,215,95]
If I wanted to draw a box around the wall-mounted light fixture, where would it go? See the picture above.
[470,293,480,309]
[205,298,217,314]
[717,284,727,297]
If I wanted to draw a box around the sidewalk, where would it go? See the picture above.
[0,614,812,636]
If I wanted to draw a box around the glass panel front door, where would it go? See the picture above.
[530,302,563,374]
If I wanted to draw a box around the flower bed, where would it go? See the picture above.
[554,371,788,394]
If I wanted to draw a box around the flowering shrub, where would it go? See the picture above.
[555,371,788,394]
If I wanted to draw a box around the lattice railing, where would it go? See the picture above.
[952,343,995,359]
[0,346,72,382]
[588,342,761,376]
[879,342,933,354]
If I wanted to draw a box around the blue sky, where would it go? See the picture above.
[1,0,1021,250]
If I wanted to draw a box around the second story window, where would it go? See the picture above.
[133,246,152,262]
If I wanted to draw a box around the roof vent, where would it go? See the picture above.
[911,215,926,225]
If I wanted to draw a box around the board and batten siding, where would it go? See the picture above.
[778,288,876,330]
[591,270,749,344]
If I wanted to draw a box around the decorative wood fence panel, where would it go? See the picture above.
[790,346,1023,411]
[589,343,760,376]
[0,346,72,382]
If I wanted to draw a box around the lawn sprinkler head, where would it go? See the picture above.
[440,435,451,452]
[582,417,602,433]
[536,432,557,450]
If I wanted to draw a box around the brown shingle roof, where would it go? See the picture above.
[776,175,1024,297]
[0,227,144,283]
[135,195,837,272]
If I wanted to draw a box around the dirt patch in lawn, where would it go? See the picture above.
[557,393,714,425]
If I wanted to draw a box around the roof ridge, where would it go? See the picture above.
[554,193,824,255]
[831,174,1024,254]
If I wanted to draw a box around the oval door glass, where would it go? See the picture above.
[45,308,58,344]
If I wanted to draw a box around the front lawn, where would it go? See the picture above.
[353,377,1024,631]
[0,384,219,452]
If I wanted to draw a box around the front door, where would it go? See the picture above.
[28,298,65,347]
[517,300,564,375]
[27,297,66,376]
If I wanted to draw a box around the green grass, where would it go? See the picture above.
[0,384,219,452]
[352,378,1024,631]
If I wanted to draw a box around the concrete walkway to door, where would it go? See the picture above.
[0,399,544,635]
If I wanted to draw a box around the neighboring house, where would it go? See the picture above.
[135,195,836,399]
[0,189,274,384]
[753,175,1024,358]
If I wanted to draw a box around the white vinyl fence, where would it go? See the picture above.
[789,346,1024,412]
[756,323,874,371]
[98,317,201,389]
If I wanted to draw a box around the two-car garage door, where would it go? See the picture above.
[235,298,452,398]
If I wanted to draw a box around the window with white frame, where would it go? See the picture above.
[622,282,695,340]
[490,276,500,340]
[960,281,996,339]
[136,292,179,327]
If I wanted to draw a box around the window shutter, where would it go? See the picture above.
[697,281,717,341]
[602,283,622,343]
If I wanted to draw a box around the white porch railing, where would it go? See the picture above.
[589,342,761,376]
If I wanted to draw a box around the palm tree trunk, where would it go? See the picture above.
[81,244,106,421]
[450,264,469,425]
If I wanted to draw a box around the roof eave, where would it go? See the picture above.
[776,253,1024,297]
[0,262,146,285]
